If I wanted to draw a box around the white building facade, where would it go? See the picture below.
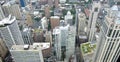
[0,15,24,49]
[93,6,120,62]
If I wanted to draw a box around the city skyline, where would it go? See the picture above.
[0,0,120,62]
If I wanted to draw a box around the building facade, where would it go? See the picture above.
[10,45,44,62]
[0,38,8,59]
[88,2,101,42]
[50,16,60,31]
[0,4,5,20]
[64,11,73,26]
[0,15,24,49]
[2,2,22,19]
[93,6,120,62]
[22,28,33,45]
[78,12,87,34]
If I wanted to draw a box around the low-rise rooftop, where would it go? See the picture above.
[80,42,96,56]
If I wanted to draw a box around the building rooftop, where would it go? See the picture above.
[11,45,40,51]
[0,15,15,27]
[50,16,60,19]
[53,28,60,35]
[33,43,50,50]
[10,42,50,51]
[80,42,96,56]
[111,5,118,11]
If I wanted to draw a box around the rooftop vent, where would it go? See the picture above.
[24,45,29,50]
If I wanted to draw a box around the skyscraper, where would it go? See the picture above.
[48,0,53,7]
[53,24,75,61]
[88,2,101,42]
[19,0,26,7]
[93,5,120,62]
[55,0,59,8]
[78,12,87,34]
[0,4,5,20]
[45,5,50,18]
[50,16,60,31]
[0,38,8,59]
[0,15,24,49]
[25,13,33,27]
[2,2,22,20]
[65,11,73,26]
[10,45,44,62]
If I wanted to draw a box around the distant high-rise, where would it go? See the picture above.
[48,0,53,7]
[53,25,69,61]
[2,2,22,19]
[45,5,50,18]
[65,26,76,62]
[25,13,33,27]
[10,45,44,62]
[0,38,8,59]
[0,15,24,49]
[50,16,60,31]
[41,17,48,30]
[0,4,5,20]
[59,0,66,3]
[64,11,73,26]
[93,5,120,62]
[55,0,59,8]
[0,57,2,62]
[19,0,26,7]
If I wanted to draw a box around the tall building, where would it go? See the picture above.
[53,28,61,60]
[55,0,59,8]
[19,0,26,7]
[22,28,33,45]
[0,4,5,20]
[0,57,2,62]
[88,2,101,42]
[64,11,73,26]
[65,26,76,62]
[93,5,120,62]
[25,13,33,27]
[10,45,44,62]
[48,0,53,7]
[0,15,24,49]
[41,17,48,30]
[53,24,76,61]
[53,24,69,61]
[45,5,50,18]
[0,38,8,59]
[78,12,87,34]
[2,2,22,19]
[50,16,60,31]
